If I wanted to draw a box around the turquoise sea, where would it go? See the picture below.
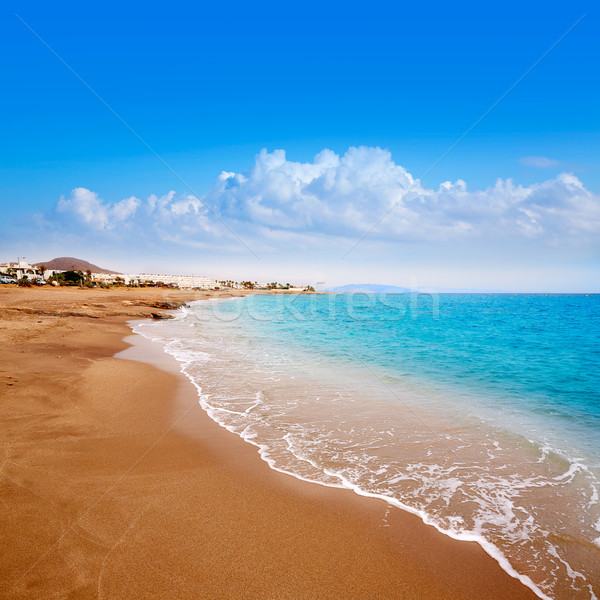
[135,293,600,600]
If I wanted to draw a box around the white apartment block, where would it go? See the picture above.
[138,274,218,289]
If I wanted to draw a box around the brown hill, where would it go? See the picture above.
[33,257,118,274]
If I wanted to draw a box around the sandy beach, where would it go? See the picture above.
[0,287,537,599]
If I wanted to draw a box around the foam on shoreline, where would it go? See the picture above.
[132,296,599,600]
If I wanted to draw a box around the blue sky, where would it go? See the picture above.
[1,1,599,291]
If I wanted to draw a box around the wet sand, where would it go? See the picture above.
[0,287,537,599]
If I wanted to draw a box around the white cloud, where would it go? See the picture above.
[520,156,562,169]
[112,196,140,221]
[57,187,110,230]
[208,147,600,244]
[145,191,217,236]
[57,187,141,230]
[54,148,600,249]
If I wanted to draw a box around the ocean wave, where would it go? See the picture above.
[132,296,600,600]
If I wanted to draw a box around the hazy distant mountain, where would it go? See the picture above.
[417,287,501,293]
[34,257,118,274]
[328,283,498,294]
[328,284,413,294]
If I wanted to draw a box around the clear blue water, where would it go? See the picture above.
[136,293,600,600]
[236,293,600,456]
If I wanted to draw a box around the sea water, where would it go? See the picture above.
[134,293,600,599]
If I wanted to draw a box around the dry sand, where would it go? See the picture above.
[0,286,537,599]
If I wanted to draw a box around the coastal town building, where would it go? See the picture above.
[0,260,220,290]
[1,258,308,291]
[89,272,218,289]
[138,274,218,289]
[0,260,43,282]
[89,273,121,285]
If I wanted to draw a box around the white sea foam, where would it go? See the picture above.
[132,299,600,600]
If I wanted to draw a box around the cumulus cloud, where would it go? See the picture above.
[57,188,109,230]
[207,147,600,244]
[520,156,562,169]
[145,191,217,236]
[57,187,140,230]
[57,187,215,235]
[54,148,600,248]
[112,196,140,221]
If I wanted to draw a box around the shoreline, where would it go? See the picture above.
[133,297,551,599]
[1,287,537,599]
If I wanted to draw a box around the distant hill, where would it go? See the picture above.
[329,283,499,294]
[33,257,118,274]
[329,284,413,294]
[417,287,501,293]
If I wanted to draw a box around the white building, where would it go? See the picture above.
[139,274,218,289]
[90,273,120,285]
[0,259,219,290]
[91,273,143,285]
[0,261,43,282]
